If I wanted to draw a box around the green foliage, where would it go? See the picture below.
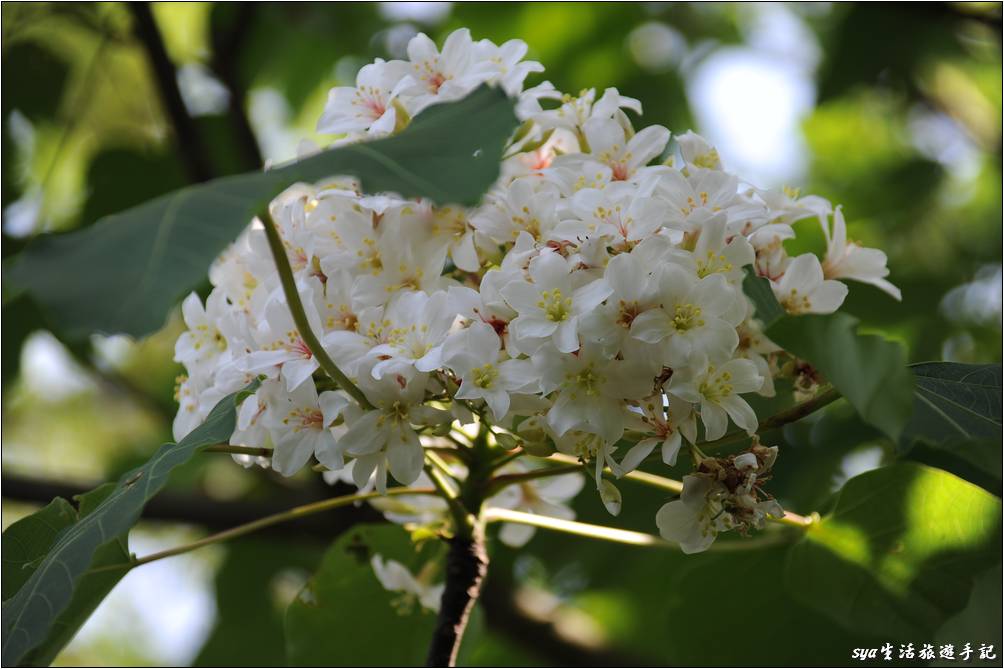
[4,85,518,339]
[743,272,915,441]
[900,362,1002,494]
[194,539,322,667]
[285,524,446,666]
[0,384,253,667]
[785,463,1003,640]
[1,486,130,667]
[741,268,785,328]
[901,363,1002,446]
[769,312,915,441]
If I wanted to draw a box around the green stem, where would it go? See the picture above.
[700,386,842,452]
[484,464,583,497]
[483,507,805,550]
[498,455,815,528]
[424,461,473,539]
[258,206,374,410]
[484,507,670,547]
[204,444,271,457]
[93,487,437,572]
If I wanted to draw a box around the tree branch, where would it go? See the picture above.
[208,2,263,170]
[425,526,489,667]
[128,2,214,183]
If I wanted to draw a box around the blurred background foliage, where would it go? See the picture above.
[1,2,1001,666]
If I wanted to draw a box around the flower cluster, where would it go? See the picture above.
[172,28,898,552]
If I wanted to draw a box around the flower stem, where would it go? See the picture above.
[258,206,374,410]
[484,507,671,547]
[203,443,271,457]
[700,386,842,452]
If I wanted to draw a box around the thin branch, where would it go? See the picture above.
[484,507,671,548]
[484,464,583,497]
[508,455,815,528]
[203,443,271,457]
[423,462,471,539]
[92,487,436,572]
[128,2,213,182]
[425,525,488,667]
[207,3,263,170]
[699,386,842,452]
[258,207,374,410]
[0,474,386,535]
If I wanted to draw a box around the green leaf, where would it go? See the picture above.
[902,362,1002,445]
[741,269,914,441]
[1,486,132,667]
[1,499,78,601]
[899,362,1002,495]
[194,539,322,667]
[742,267,785,328]
[768,312,915,441]
[5,85,519,339]
[785,463,1002,640]
[285,524,444,666]
[1,383,254,667]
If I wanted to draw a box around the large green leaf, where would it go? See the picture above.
[900,362,1002,495]
[903,363,1002,444]
[785,463,1002,640]
[741,268,914,441]
[285,524,446,666]
[1,486,132,667]
[768,312,914,441]
[1,384,254,667]
[5,85,518,339]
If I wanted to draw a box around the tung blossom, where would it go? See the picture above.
[170,27,900,558]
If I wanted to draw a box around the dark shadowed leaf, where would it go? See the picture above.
[899,362,1002,494]
[285,524,447,666]
[194,539,322,667]
[901,362,1002,445]
[1,383,255,667]
[785,463,1002,640]
[4,85,518,339]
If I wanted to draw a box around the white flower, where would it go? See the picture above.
[442,321,535,419]
[622,393,697,470]
[821,207,901,300]
[316,59,409,137]
[581,117,670,182]
[502,249,612,353]
[338,368,449,492]
[667,358,762,440]
[371,555,444,612]
[536,344,654,442]
[629,264,741,366]
[264,381,348,476]
[174,289,237,374]
[399,29,495,112]
[676,131,721,170]
[367,290,457,379]
[656,474,725,553]
[772,253,848,315]
[240,295,326,392]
